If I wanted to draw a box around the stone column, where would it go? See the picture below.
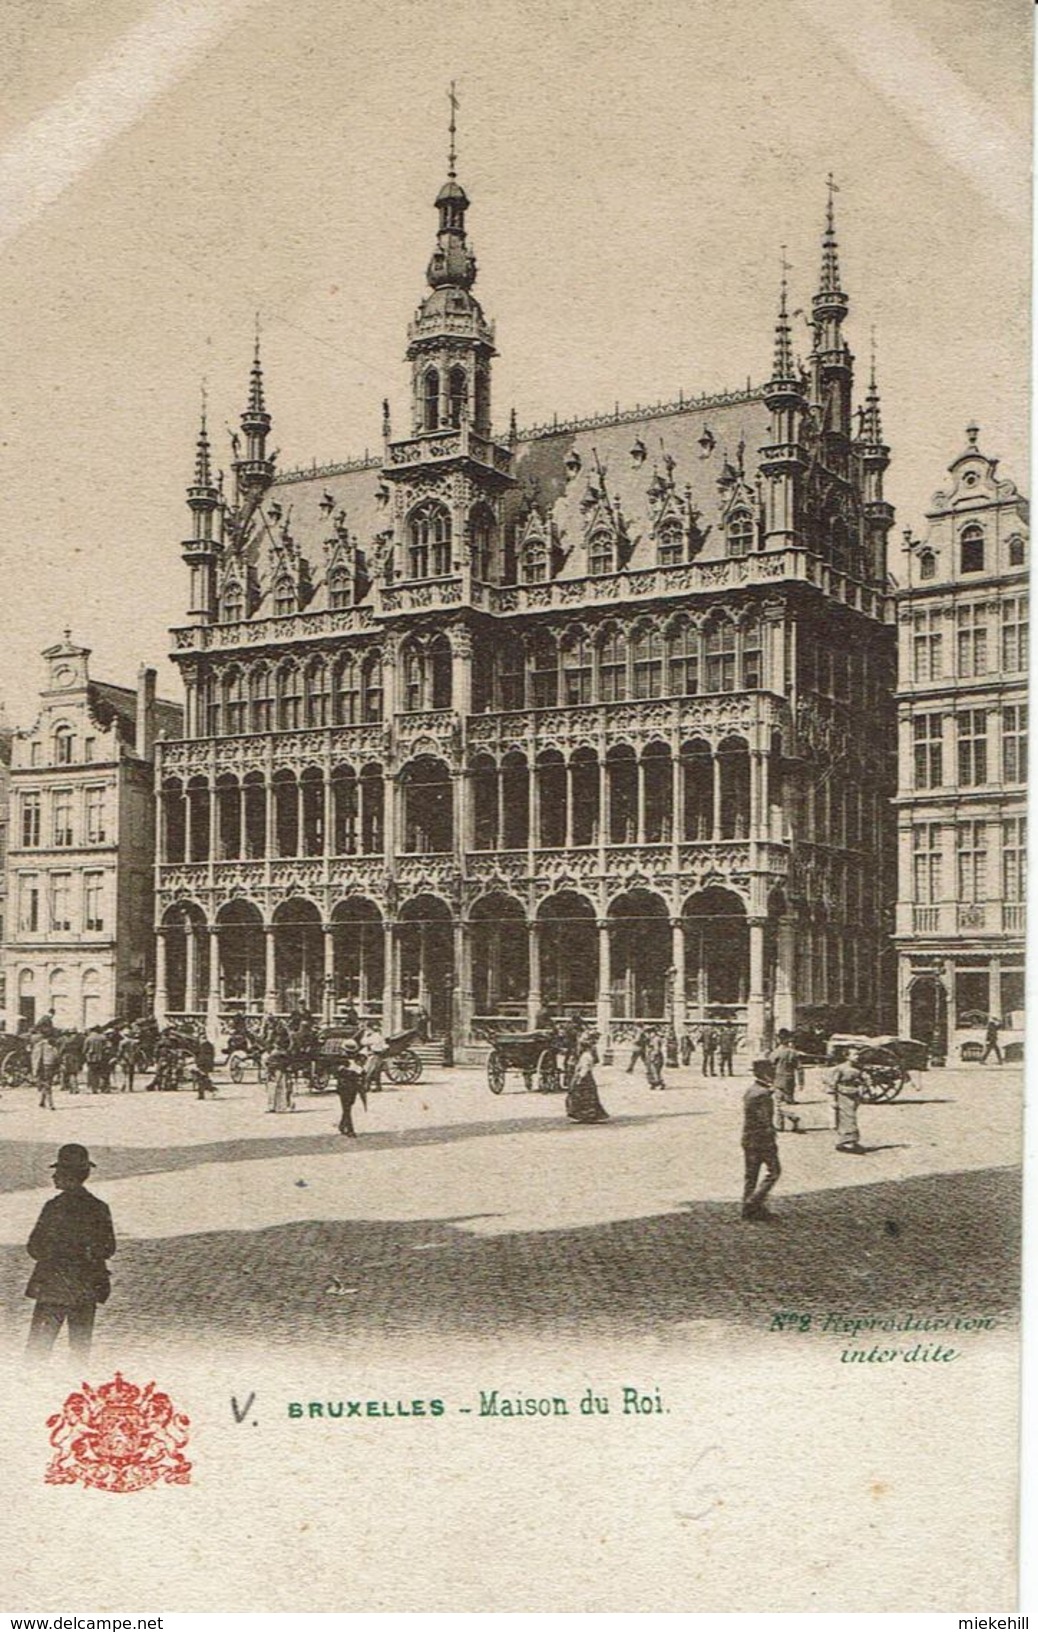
[322,925,335,1024]
[595,918,612,1050]
[239,783,248,860]
[774,915,796,1034]
[450,625,473,717]
[453,917,473,1058]
[264,925,277,1015]
[264,776,276,860]
[636,758,647,845]
[382,919,396,1033]
[184,924,198,1013]
[206,926,222,1044]
[712,754,723,841]
[746,917,767,1055]
[671,916,687,1040]
[529,761,540,852]
[565,762,574,849]
[154,929,168,1025]
[527,918,541,1027]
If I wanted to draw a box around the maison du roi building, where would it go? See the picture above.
[895,430,1028,1065]
[155,146,897,1059]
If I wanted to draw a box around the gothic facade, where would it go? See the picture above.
[894,430,1028,1062]
[156,150,897,1056]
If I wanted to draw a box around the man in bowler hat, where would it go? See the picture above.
[25,1144,115,1358]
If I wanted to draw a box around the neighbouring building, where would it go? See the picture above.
[156,137,897,1057]
[894,428,1029,1063]
[0,713,13,1016]
[3,637,182,1032]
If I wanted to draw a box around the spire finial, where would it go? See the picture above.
[448,81,458,179]
[966,422,980,447]
[819,172,842,296]
[248,322,266,416]
[861,327,883,442]
[771,245,796,382]
[195,382,213,486]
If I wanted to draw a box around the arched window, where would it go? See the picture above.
[741,618,762,689]
[250,664,273,732]
[273,576,296,616]
[277,662,304,730]
[598,627,627,702]
[470,505,495,581]
[667,620,699,695]
[1008,534,1026,568]
[429,635,452,710]
[362,654,383,722]
[657,518,684,565]
[561,632,592,707]
[522,535,548,584]
[221,583,244,623]
[960,524,985,574]
[424,368,440,432]
[328,567,351,609]
[53,726,74,766]
[448,366,468,428]
[632,624,663,699]
[224,667,247,734]
[403,644,424,713]
[409,501,452,579]
[705,619,737,692]
[588,528,615,576]
[727,509,754,557]
[306,658,330,727]
[335,655,360,725]
[919,550,937,581]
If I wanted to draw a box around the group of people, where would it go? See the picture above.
[16,1013,157,1108]
[241,1007,393,1130]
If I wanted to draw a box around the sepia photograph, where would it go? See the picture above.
[0,0,1030,1615]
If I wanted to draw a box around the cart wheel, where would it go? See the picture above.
[537,1049,560,1094]
[387,1049,421,1084]
[229,1053,246,1084]
[487,1050,506,1095]
[2,1058,29,1087]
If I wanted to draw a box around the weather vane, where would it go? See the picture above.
[448,81,459,178]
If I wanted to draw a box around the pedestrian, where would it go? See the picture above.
[717,1022,736,1077]
[193,1039,217,1099]
[680,1030,693,1068]
[741,1058,781,1221]
[37,1034,59,1110]
[701,1025,718,1077]
[769,1029,803,1133]
[58,1031,84,1095]
[981,1017,1003,1066]
[25,1144,115,1359]
[627,1026,649,1074]
[645,1029,666,1091]
[566,1029,609,1123]
[84,1028,110,1094]
[333,1059,366,1137]
[360,1021,389,1093]
[832,1050,867,1153]
[117,1031,141,1093]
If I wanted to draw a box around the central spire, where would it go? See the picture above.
[819,172,843,297]
[427,84,476,291]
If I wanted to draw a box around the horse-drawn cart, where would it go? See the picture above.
[826,1035,928,1102]
[485,1030,562,1095]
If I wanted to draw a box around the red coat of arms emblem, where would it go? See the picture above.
[45,1372,191,1493]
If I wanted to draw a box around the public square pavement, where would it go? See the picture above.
[0,1059,1021,1353]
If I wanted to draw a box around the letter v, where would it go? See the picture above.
[231,1391,256,1424]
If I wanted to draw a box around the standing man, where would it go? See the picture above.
[701,1024,718,1077]
[769,1029,803,1133]
[360,1020,389,1093]
[83,1028,109,1095]
[25,1144,115,1358]
[717,1022,736,1077]
[645,1030,666,1091]
[832,1050,867,1153]
[627,1026,650,1074]
[741,1059,781,1221]
[981,1016,1003,1066]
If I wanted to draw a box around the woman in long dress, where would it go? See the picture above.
[833,1054,866,1152]
[566,1030,609,1124]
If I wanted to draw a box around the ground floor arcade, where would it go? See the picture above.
[897,945,1025,1066]
[157,883,881,1056]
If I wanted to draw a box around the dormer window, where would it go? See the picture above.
[727,509,753,558]
[221,586,244,624]
[588,529,615,576]
[960,524,984,574]
[54,726,74,765]
[919,550,936,581]
[328,568,351,609]
[522,537,547,585]
[1009,535,1026,567]
[273,578,296,616]
[657,519,684,566]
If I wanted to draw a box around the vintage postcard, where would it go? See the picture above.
[0,0,1030,1615]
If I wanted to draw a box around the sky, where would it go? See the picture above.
[0,0,1030,724]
